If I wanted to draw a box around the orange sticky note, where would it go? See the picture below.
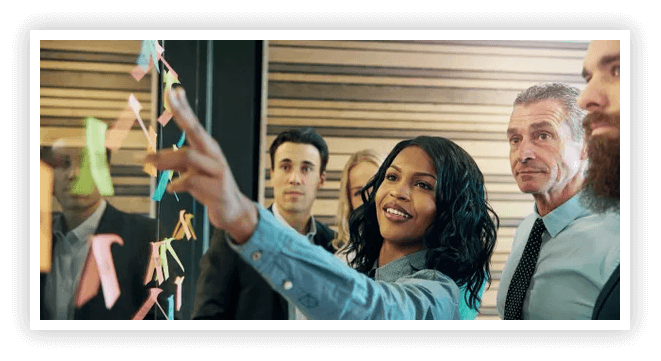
[172,210,196,241]
[142,126,158,177]
[144,242,164,285]
[156,110,173,126]
[40,161,53,273]
[105,108,136,151]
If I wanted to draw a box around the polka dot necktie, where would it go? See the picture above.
[504,218,546,320]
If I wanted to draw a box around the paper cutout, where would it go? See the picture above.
[74,244,100,308]
[105,108,136,151]
[128,94,156,151]
[158,68,181,126]
[172,210,196,240]
[157,110,173,126]
[144,242,164,285]
[132,288,169,320]
[40,161,53,273]
[74,234,124,309]
[143,126,158,177]
[151,170,171,201]
[130,40,176,81]
[166,238,185,271]
[167,295,174,321]
[69,147,96,195]
[176,131,186,148]
[174,276,184,311]
[85,117,114,196]
[159,238,185,280]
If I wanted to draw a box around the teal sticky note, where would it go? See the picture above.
[85,117,114,196]
[167,295,174,320]
[176,131,186,148]
[152,170,171,201]
[137,41,151,71]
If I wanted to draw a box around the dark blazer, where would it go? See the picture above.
[40,203,159,320]
[192,205,336,320]
[592,264,620,320]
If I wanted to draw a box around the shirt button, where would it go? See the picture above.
[283,280,293,290]
[251,251,262,261]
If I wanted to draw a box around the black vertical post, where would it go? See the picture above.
[155,40,264,320]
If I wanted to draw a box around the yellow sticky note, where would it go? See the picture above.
[40,160,53,273]
[163,70,180,112]
[143,126,158,177]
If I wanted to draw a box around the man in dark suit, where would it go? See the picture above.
[40,144,161,320]
[192,127,336,320]
[576,40,621,320]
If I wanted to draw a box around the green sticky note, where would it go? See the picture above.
[85,117,114,196]
[69,147,95,195]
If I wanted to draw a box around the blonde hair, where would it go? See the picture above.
[332,149,383,251]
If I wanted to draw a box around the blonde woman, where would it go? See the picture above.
[333,149,382,263]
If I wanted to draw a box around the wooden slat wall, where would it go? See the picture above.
[40,40,155,217]
[264,40,589,320]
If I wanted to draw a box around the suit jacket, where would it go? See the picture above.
[192,205,336,319]
[40,204,159,320]
[592,264,620,320]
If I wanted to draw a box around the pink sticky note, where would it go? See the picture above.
[155,40,164,56]
[91,234,124,309]
[159,56,178,80]
[174,276,184,311]
[143,242,164,285]
[157,110,173,126]
[130,65,148,81]
[128,94,155,150]
[132,288,169,320]
[74,246,101,308]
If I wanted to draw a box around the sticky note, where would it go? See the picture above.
[144,242,164,285]
[74,234,124,309]
[174,276,184,311]
[155,40,164,56]
[143,126,158,177]
[85,117,114,196]
[130,64,148,81]
[168,295,174,321]
[132,288,169,320]
[105,108,136,151]
[157,110,173,126]
[176,131,186,148]
[162,69,181,113]
[128,94,155,151]
[69,147,95,195]
[40,161,53,273]
[74,245,100,308]
[152,170,171,201]
[172,210,196,241]
[91,234,124,309]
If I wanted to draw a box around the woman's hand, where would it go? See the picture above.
[145,87,257,244]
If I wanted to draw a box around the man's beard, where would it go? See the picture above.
[581,112,620,213]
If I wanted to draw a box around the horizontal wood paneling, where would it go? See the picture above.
[40,40,155,216]
[265,40,589,320]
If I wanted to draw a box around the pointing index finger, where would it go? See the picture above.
[168,87,221,157]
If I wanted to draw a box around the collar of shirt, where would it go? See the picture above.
[371,249,428,282]
[271,203,317,242]
[53,199,108,245]
[534,191,592,238]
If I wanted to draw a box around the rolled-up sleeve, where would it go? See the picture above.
[225,203,460,320]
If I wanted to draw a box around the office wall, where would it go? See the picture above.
[40,40,156,216]
[263,40,589,319]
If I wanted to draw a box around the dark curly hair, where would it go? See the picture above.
[346,136,499,311]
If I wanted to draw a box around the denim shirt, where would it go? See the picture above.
[226,203,460,320]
